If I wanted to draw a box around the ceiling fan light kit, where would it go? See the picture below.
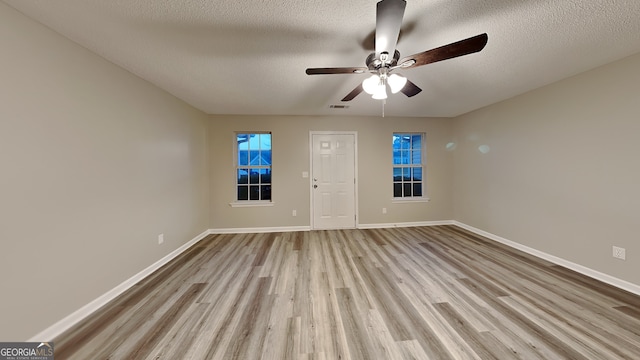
[362,72,406,100]
[305,0,488,103]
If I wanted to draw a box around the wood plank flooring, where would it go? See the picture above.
[54,226,640,359]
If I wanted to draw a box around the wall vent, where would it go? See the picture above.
[329,105,349,109]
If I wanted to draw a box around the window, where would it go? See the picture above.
[392,133,424,198]
[236,132,271,201]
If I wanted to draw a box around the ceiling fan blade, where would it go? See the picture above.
[398,33,488,69]
[400,80,422,97]
[341,84,364,101]
[306,67,368,75]
[375,0,406,58]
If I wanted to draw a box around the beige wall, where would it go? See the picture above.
[453,52,640,285]
[0,4,209,340]
[209,115,453,229]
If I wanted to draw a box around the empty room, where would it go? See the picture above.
[1,0,639,359]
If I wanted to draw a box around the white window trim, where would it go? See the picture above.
[392,132,427,200]
[229,201,275,208]
[391,197,430,203]
[234,131,272,202]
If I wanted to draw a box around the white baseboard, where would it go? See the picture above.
[452,221,640,296]
[210,226,311,234]
[212,222,453,233]
[28,229,212,342]
[358,220,454,229]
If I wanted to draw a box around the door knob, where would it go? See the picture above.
[313,185,318,189]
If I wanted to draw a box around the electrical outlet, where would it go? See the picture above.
[158,233,164,245]
[292,210,297,217]
[612,246,625,260]
[382,208,387,214]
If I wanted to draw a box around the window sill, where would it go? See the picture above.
[391,197,430,204]
[229,201,275,208]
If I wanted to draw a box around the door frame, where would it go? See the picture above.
[309,131,359,230]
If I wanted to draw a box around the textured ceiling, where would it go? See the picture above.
[4,0,640,117]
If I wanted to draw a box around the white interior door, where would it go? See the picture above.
[311,133,356,229]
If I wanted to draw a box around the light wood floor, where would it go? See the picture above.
[54,226,640,359]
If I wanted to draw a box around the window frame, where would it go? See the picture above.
[392,132,428,202]
[230,131,273,207]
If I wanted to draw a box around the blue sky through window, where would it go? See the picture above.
[393,133,424,198]
[237,133,271,166]
[236,133,272,201]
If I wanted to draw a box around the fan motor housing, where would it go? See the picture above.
[366,50,401,70]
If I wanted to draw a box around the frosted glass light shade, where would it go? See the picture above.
[388,74,407,94]
[372,83,387,99]
[362,75,380,95]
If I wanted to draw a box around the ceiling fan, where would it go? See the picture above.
[305,0,488,102]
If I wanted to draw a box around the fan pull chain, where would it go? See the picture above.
[382,99,386,117]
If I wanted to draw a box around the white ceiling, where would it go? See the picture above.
[4,0,640,117]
